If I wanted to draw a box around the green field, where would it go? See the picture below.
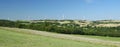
[0,29,113,47]
[74,35,120,41]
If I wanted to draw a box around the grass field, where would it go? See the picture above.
[0,28,114,47]
[74,35,120,41]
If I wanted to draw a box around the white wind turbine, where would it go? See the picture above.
[62,14,65,20]
[7,17,10,20]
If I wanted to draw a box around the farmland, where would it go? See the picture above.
[1,0,120,47]
[0,28,114,47]
[0,27,120,47]
[0,20,120,47]
[0,20,120,37]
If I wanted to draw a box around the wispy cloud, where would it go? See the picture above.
[84,0,93,4]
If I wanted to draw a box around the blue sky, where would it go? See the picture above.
[0,0,120,20]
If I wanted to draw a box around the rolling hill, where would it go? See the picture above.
[0,27,120,47]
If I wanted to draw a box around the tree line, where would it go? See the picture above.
[0,19,120,37]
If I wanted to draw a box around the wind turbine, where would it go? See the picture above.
[62,14,65,20]
[7,17,10,20]
[44,16,46,20]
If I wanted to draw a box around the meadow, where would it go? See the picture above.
[0,27,120,47]
[0,28,114,47]
[0,20,120,47]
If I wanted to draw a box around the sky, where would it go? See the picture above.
[0,0,120,20]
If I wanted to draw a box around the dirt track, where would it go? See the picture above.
[0,27,120,47]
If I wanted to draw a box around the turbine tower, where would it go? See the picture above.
[44,16,46,20]
[27,16,30,20]
[62,14,65,20]
[7,17,10,20]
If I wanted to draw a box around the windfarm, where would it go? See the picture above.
[0,0,120,47]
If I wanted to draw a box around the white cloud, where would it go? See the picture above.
[84,0,93,4]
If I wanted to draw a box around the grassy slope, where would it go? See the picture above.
[74,35,120,41]
[0,29,112,47]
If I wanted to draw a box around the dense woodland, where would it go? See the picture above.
[0,19,120,37]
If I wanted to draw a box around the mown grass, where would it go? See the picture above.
[74,35,120,41]
[0,29,113,47]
